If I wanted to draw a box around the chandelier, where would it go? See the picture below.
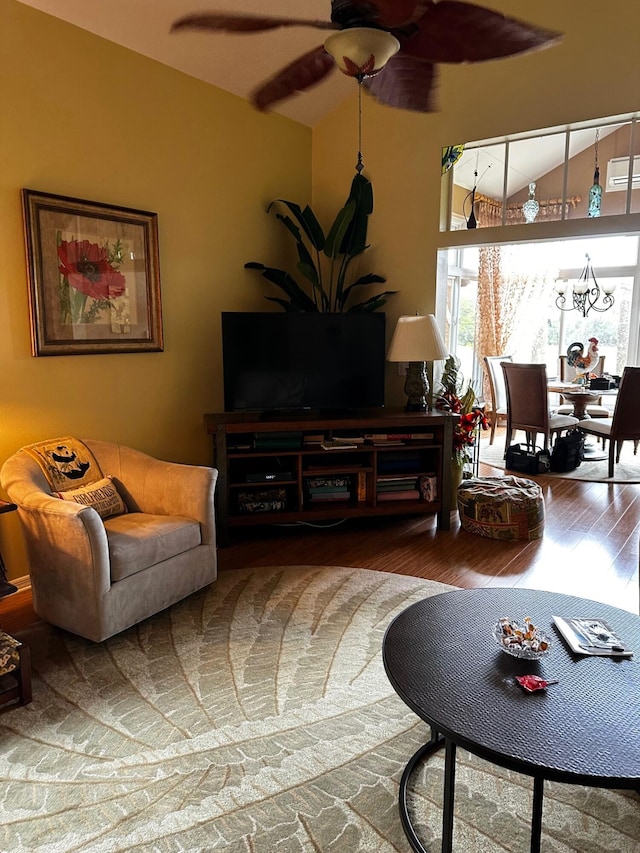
[554,254,615,317]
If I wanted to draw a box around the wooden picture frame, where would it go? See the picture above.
[22,189,163,356]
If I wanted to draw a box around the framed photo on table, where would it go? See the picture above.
[22,189,163,356]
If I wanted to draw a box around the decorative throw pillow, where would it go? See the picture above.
[25,436,103,492]
[53,476,127,520]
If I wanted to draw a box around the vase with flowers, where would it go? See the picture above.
[435,355,488,506]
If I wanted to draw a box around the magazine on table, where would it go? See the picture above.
[553,616,633,657]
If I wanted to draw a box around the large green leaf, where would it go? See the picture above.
[296,242,320,286]
[270,200,325,251]
[337,272,387,310]
[244,263,318,311]
[347,290,398,312]
[248,177,394,313]
[340,174,373,256]
[324,200,355,260]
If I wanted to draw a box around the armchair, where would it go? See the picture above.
[1,439,218,642]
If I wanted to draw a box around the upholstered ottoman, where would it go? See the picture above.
[0,630,31,707]
[457,476,544,541]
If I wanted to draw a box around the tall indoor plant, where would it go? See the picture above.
[245,174,396,312]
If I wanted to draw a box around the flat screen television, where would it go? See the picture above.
[222,312,386,413]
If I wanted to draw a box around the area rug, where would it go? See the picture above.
[1,566,638,852]
[480,435,640,483]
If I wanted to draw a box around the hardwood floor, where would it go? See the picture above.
[218,458,640,615]
[3,451,640,633]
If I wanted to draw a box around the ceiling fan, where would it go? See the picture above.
[171,0,562,114]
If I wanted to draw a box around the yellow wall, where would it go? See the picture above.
[312,0,640,406]
[1,1,311,576]
[4,0,640,578]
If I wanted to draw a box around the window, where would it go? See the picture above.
[437,113,640,391]
[441,113,640,232]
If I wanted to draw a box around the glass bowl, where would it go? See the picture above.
[493,618,551,660]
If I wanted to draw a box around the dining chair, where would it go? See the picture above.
[483,354,512,445]
[501,361,579,458]
[576,366,640,478]
[556,354,610,418]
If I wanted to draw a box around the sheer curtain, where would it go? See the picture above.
[472,196,571,401]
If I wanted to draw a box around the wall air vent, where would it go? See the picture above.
[605,156,640,192]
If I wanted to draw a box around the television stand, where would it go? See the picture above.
[206,409,457,546]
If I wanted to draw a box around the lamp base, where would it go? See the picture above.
[404,362,429,412]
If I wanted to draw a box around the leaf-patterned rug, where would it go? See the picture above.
[1,566,638,852]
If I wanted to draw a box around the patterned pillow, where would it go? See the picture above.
[25,436,102,492]
[53,476,127,520]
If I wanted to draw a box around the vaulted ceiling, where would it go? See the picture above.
[16,0,356,126]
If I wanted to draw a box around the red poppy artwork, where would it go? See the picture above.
[22,189,163,355]
[57,237,128,326]
[58,239,126,301]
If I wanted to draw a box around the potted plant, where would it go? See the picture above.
[435,355,488,505]
[245,174,396,312]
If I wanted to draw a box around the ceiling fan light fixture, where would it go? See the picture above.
[324,28,400,79]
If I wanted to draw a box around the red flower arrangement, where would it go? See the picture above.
[453,407,488,463]
[435,356,488,464]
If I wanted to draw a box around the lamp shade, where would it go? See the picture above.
[386,315,449,363]
[324,28,400,78]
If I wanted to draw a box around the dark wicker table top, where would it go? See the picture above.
[383,588,640,787]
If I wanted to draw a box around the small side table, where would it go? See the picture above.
[0,501,18,596]
[0,501,31,706]
[0,631,31,706]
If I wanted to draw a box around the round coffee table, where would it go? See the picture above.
[383,588,640,853]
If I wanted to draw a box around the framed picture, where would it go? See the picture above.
[22,189,163,356]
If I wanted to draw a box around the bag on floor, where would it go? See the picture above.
[505,444,551,475]
[550,430,585,472]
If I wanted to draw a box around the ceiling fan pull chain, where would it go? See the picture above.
[356,81,364,175]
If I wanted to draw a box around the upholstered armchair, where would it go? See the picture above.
[1,439,218,642]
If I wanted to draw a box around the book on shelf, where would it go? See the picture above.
[376,489,421,501]
[331,433,365,444]
[237,488,287,514]
[253,432,302,450]
[357,471,367,501]
[321,439,358,450]
[308,492,351,502]
[376,482,419,493]
[303,433,325,445]
[365,432,434,441]
[553,616,633,657]
[376,474,418,487]
[308,486,349,496]
[305,476,350,489]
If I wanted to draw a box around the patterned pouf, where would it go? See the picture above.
[457,476,544,541]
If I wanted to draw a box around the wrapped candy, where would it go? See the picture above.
[497,616,550,654]
[515,675,558,693]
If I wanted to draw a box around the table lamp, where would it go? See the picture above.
[387,314,449,411]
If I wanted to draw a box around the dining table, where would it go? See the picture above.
[547,381,616,420]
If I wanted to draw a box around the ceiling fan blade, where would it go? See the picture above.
[363,54,438,112]
[251,46,337,112]
[347,0,421,28]
[171,13,336,35]
[401,0,562,63]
